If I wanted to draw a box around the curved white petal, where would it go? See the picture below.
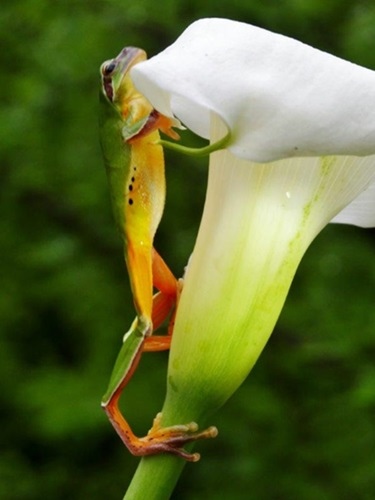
[132,18,375,163]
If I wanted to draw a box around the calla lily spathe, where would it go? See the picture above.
[126,19,375,498]
[159,117,375,427]
[131,15,375,427]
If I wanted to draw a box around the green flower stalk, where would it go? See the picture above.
[125,18,375,497]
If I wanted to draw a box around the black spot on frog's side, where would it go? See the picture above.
[128,166,137,205]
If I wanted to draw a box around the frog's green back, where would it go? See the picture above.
[99,90,131,239]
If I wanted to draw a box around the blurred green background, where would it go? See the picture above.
[1,0,375,498]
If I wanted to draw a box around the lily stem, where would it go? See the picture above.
[123,454,187,500]
[158,131,231,157]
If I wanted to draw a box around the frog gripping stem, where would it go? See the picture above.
[103,396,218,462]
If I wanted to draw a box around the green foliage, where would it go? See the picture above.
[0,0,374,498]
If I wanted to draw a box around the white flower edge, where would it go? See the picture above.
[331,180,375,227]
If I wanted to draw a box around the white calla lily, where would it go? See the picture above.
[126,18,375,499]
[159,118,375,426]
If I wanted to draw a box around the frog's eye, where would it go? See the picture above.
[102,61,117,76]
